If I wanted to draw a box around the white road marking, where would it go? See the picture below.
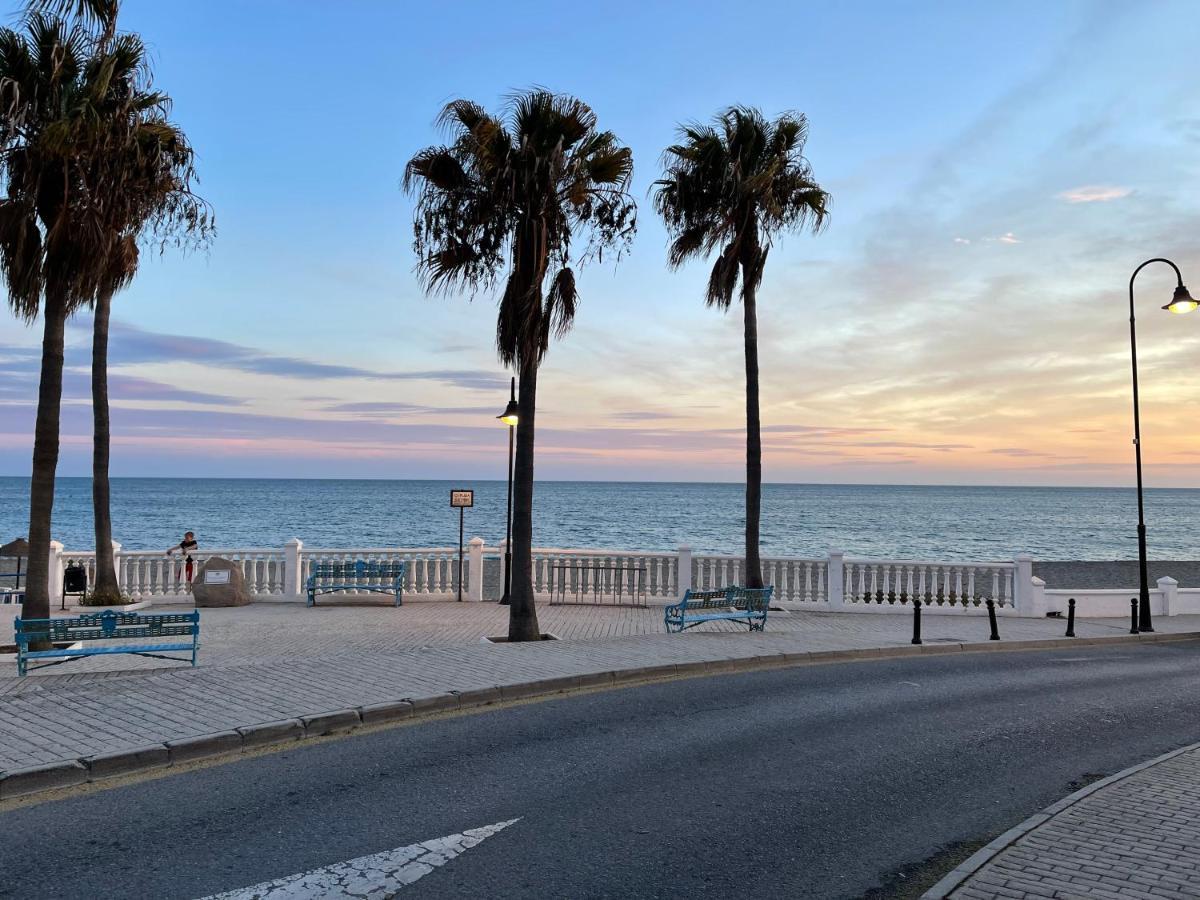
[199,818,521,899]
[899,681,921,687]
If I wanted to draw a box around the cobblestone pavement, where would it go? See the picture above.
[949,744,1200,899]
[1,600,1198,776]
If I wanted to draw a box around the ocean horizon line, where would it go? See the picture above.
[0,474,1196,492]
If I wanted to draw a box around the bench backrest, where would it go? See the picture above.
[730,586,773,611]
[311,560,406,580]
[14,610,199,646]
[681,586,773,612]
[681,588,736,611]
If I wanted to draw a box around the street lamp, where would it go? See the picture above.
[498,377,519,606]
[1127,258,1196,632]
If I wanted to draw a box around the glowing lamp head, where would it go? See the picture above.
[498,399,519,427]
[1163,284,1199,315]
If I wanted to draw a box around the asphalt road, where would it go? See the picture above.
[3,642,1200,899]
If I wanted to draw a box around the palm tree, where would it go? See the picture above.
[654,107,829,589]
[0,14,98,621]
[405,90,636,640]
[0,8,208,616]
[82,45,211,603]
[26,1,211,604]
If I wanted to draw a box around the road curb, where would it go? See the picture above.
[921,738,1200,898]
[1,629,1197,802]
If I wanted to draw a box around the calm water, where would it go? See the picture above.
[0,477,1197,560]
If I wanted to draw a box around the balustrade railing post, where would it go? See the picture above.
[1013,553,1035,616]
[1157,576,1178,617]
[467,537,485,601]
[827,550,845,609]
[110,541,122,596]
[676,544,692,599]
[284,539,303,598]
[498,538,508,603]
[48,540,64,607]
[1029,575,1047,619]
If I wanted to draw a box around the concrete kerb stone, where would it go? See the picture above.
[0,760,88,799]
[575,670,617,689]
[497,675,580,702]
[922,738,1200,899]
[237,717,304,749]
[358,699,415,726]
[301,709,362,737]
[85,744,170,780]
[611,663,680,684]
[406,693,461,715]
[166,730,243,765]
[451,686,502,709]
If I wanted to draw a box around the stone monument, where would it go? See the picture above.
[192,557,251,607]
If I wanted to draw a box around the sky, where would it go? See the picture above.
[2,0,1200,486]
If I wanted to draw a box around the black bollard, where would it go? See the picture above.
[986,598,1000,641]
[1065,598,1076,638]
[1130,597,1139,635]
[912,599,922,645]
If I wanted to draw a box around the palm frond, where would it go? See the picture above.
[654,104,830,309]
[406,88,636,368]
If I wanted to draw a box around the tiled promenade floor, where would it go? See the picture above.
[950,744,1200,899]
[1,601,1197,778]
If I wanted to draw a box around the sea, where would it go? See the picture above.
[0,477,1198,561]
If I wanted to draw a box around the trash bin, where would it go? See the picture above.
[64,563,88,595]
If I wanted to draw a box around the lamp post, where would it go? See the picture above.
[1127,258,1197,632]
[497,377,519,605]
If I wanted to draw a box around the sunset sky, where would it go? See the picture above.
[2,0,1199,485]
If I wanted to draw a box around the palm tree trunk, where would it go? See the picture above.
[91,289,121,602]
[24,298,69,622]
[507,359,541,641]
[742,270,764,589]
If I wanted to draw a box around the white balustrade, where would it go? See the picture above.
[34,540,1054,616]
[843,558,1016,609]
[300,548,463,598]
[521,547,678,601]
[692,555,827,603]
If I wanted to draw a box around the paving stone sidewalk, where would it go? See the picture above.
[944,743,1200,899]
[2,604,1198,792]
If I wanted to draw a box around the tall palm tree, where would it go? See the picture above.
[0,9,207,616]
[654,107,829,589]
[405,90,636,640]
[0,14,98,621]
[29,1,211,603]
[83,48,211,602]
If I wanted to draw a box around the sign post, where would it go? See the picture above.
[450,489,474,602]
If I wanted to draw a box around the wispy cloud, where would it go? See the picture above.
[72,320,510,392]
[1058,185,1132,204]
[323,401,499,418]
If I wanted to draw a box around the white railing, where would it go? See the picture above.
[62,548,287,599]
[692,554,827,603]
[301,547,462,597]
[26,540,1093,617]
[516,546,678,601]
[844,558,1016,609]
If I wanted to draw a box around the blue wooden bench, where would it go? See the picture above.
[665,586,773,633]
[306,560,406,607]
[14,610,199,677]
